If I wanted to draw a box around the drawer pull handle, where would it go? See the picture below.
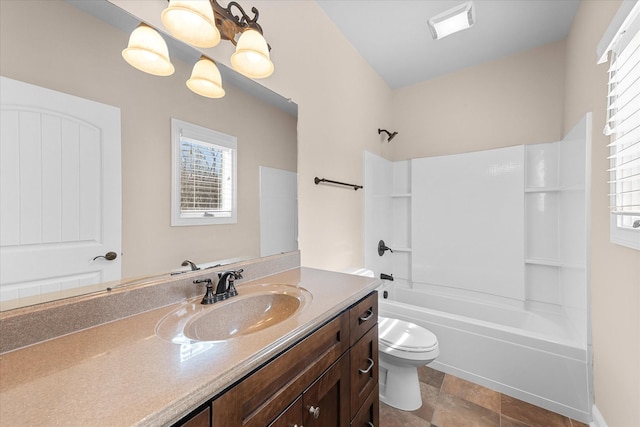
[359,358,375,374]
[308,405,320,419]
[359,308,374,322]
[367,423,375,427]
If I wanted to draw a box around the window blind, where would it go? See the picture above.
[605,4,640,233]
[179,137,233,217]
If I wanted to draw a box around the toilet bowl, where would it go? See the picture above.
[378,316,439,411]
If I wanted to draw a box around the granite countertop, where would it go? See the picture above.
[0,267,379,426]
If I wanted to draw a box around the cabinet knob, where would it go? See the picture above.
[308,405,320,419]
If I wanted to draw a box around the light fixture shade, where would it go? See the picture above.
[230,29,274,79]
[428,1,475,40]
[122,23,175,76]
[161,0,220,48]
[187,56,225,98]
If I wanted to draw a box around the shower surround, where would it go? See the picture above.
[363,115,592,422]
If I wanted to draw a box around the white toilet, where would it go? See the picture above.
[378,316,439,411]
[343,268,439,411]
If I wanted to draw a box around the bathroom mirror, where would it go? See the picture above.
[0,0,298,311]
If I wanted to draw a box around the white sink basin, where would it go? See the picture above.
[156,283,312,343]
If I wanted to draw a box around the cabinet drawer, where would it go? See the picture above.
[213,311,349,427]
[350,325,378,419]
[349,291,377,346]
[350,384,379,427]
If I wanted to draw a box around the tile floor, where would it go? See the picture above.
[379,366,589,427]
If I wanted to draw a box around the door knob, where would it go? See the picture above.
[93,251,118,261]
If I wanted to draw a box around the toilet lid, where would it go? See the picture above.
[378,316,438,353]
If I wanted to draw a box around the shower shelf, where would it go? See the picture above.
[525,258,586,270]
[525,258,562,267]
[524,185,585,193]
[525,187,561,193]
[391,193,411,198]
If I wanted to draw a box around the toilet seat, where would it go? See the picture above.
[379,316,438,353]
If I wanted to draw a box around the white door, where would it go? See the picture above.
[0,77,121,302]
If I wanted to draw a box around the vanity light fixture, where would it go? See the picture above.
[428,1,476,40]
[123,0,274,98]
[186,56,225,98]
[122,23,175,76]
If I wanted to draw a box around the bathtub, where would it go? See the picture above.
[378,285,592,423]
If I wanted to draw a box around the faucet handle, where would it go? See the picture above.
[227,281,238,298]
[193,278,216,305]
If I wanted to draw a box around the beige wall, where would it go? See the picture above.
[0,1,297,279]
[390,40,566,160]
[564,1,640,425]
[254,2,394,272]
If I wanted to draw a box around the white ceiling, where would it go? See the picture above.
[316,0,580,89]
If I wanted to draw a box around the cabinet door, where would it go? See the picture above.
[269,397,302,427]
[303,354,350,427]
[350,385,379,427]
[212,313,349,426]
[350,326,378,419]
[178,406,210,427]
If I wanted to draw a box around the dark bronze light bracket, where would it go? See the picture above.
[165,0,269,51]
[164,0,271,49]
[211,1,263,41]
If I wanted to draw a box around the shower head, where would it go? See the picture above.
[378,128,398,142]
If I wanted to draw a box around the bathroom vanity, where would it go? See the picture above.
[0,262,379,426]
[178,291,378,426]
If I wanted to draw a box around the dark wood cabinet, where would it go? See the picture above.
[176,291,378,427]
[302,354,350,427]
[350,325,378,420]
[350,384,379,427]
[178,406,210,427]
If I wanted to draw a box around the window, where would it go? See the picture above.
[598,1,640,250]
[171,118,237,226]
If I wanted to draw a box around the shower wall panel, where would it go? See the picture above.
[411,146,526,301]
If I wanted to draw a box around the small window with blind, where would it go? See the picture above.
[599,1,640,250]
[171,118,237,226]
